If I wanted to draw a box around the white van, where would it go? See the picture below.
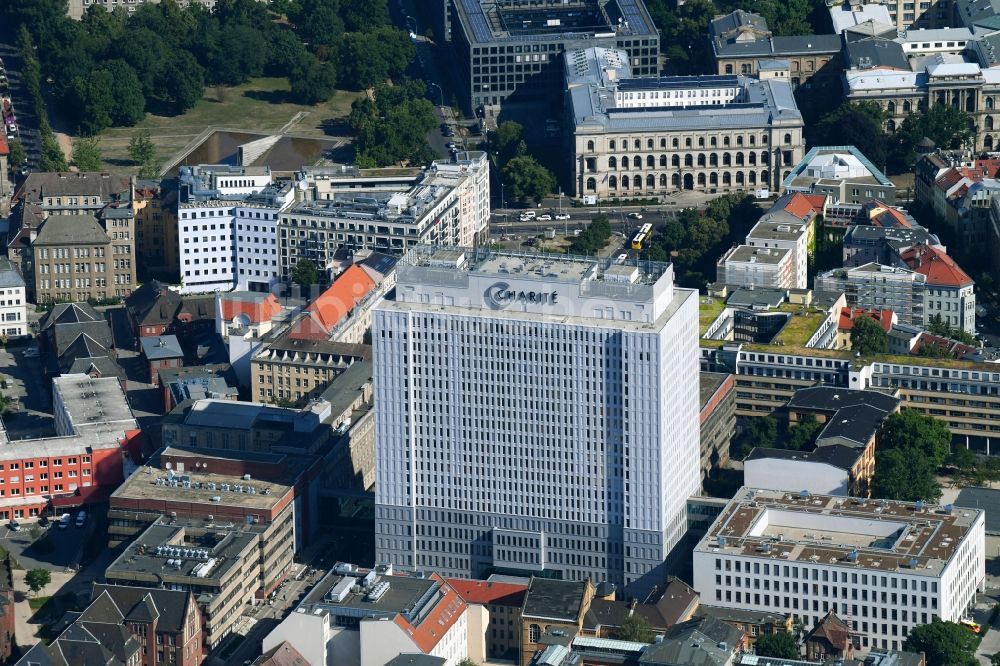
[75,511,87,527]
[58,513,71,529]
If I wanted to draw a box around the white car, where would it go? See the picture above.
[537,214,552,221]
[555,213,571,220]
[627,212,643,219]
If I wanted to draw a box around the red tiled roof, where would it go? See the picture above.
[838,308,894,333]
[220,293,281,325]
[912,333,979,359]
[394,574,467,653]
[973,158,1000,178]
[289,265,376,340]
[0,135,8,156]
[866,201,912,228]
[444,578,527,607]
[781,192,824,219]
[935,168,965,192]
[899,244,973,287]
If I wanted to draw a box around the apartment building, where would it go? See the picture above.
[815,263,928,328]
[700,372,736,479]
[263,566,469,666]
[278,153,489,280]
[717,245,795,290]
[15,171,134,217]
[746,218,810,290]
[0,258,27,338]
[693,488,985,652]
[566,48,806,200]
[177,165,292,294]
[900,243,976,334]
[250,336,371,405]
[450,0,659,112]
[447,579,527,662]
[135,178,179,277]
[375,246,700,593]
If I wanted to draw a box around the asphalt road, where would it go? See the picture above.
[0,43,40,171]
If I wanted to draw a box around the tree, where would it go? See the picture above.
[881,409,952,467]
[291,259,318,290]
[892,105,974,170]
[754,631,799,659]
[928,314,976,345]
[492,121,524,166]
[618,614,654,643]
[503,156,555,204]
[7,139,26,168]
[873,447,942,503]
[785,414,821,451]
[290,58,338,104]
[39,131,68,172]
[747,416,778,451]
[72,137,103,171]
[991,653,1000,666]
[337,27,413,90]
[24,568,51,596]
[849,314,889,356]
[128,131,156,166]
[904,619,978,666]
[569,215,612,255]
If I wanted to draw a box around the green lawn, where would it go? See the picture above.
[93,77,364,173]
[772,311,827,347]
[28,596,50,613]
[698,296,727,337]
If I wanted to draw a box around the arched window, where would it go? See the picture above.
[735,152,744,166]
[722,172,731,185]
[647,155,655,168]
[723,137,731,147]
[761,170,769,182]
[672,173,680,187]
[647,139,654,149]
[660,138,667,149]
[710,137,718,147]
[987,135,995,149]
[783,133,792,145]
[886,119,896,132]
[723,153,732,167]
[684,154,693,167]
[736,136,744,146]
[761,135,768,144]
[659,174,667,187]
[634,139,641,150]
[710,153,718,167]
[609,176,618,189]
[697,154,706,167]
[698,137,705,147]
[761,151,769,164]
[586,177,597,191]
[647,174,655,188]
[749,135,756,146]
[987,116,995,131]
[749,171,757,185]
[622,175,630,189]
[587,140,595,152]
[672,138,679,148]
[710,172,718,185]
[749,152,757,166]
[672,155,680,167]
[685,137,692,148]
[609,156,617,169]
[904,100,912,112]
[621,156,629,170]
[887,101,896,115]
[659,155,667,167]
[988,97,995,110]
[609,140,616,151]
[633,156,642,169]
[736,171,745,185]
[697,173,706,186]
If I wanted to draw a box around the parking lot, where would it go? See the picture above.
[0,343,54,439]
[1,517,89,571]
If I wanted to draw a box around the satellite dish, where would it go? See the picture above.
[165,462,173,470]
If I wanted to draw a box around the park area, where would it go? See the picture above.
[85,77,364,174]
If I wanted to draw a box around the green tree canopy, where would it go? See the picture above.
[849,314,889,356]
[873,447,942,503]
[810,102,887,172]
[72,137,103,172]
[7,140,27,168]
[291,259,318,290]
[503,156,556,205]
[754,631,799,659]
[748,416,778,451]
[785,414,822,452]
[291,58,338,104]
[891,105,974,170]
[568,215,612,255]
[618,614,654,643]
[337,27,413,90]
[881,409,951,467]
[25,568,51,596]
[351,82,437,167]
[40,132,68,172]
[903,619,978,666]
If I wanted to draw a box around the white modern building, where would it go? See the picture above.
[279,152,490,281]
[716,245,795,290]
[373,246,701,593]
[746,218,810,290]
[0,258,27,338]
[693,487,986,652]
[176,165,293,294]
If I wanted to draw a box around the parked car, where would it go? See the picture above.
[7,521,19,532]
[555,213,570,220]
[537,214,552,221]
[627,212,643,219]
[75,511,87,527]
[58,513,71,529]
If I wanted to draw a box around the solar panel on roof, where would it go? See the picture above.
[616,0,652,35]
[460,0,494,42]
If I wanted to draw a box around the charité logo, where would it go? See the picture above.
[484,282,559,310]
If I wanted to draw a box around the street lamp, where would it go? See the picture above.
[429,82,445,108]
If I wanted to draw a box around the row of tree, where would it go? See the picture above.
[1,0,414,135]
[349,80,438,168]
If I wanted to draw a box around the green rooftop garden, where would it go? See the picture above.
[698,296,728,337]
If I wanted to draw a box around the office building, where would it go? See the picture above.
[746,218,810,291]
[717,245,795,290]
[566,48,806,200]
[177,165,293,294]
[0,258,26,338]
[782,146,897,205]
[250,336,371,406]
[262,565,470,666]
[708,11,842,86]
[693,487,986,651]
[450,0,659,112]
[374,246,701,592]
[279,153,489,280]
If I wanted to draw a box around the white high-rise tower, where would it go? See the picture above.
[373,246,700,592]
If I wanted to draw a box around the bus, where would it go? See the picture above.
[631,223,653,250]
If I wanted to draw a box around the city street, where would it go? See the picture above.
[0,42,41,171]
